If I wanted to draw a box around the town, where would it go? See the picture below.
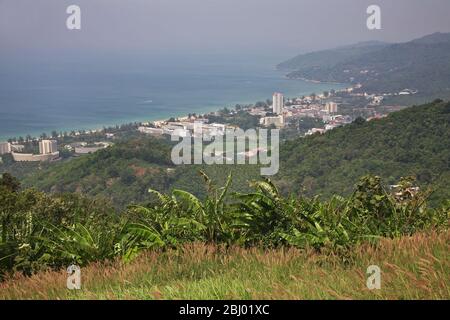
[136,83,408,140]
[0,83,410,163]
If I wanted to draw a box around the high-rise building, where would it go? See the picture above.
[272,92,284,115]
[39,140,58,154]
[325,102,338,113]
[0,142,11,155]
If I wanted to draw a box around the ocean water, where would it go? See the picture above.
[0,53,345,140]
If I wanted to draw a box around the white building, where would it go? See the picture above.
[325,102,338,114]
[74,142,111,155]
[272,92,284,115]
[39,140,58,154]
[260,115,284,128]
[11,152,59,162]
[305,128,326,136]
[138,127,164,136]
[0,142,11,155]
[325,123,340,131]
[371,96,384,105]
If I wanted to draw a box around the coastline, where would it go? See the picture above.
[0,80,347,142]
[284,75,348,86]
[276,65,348,86]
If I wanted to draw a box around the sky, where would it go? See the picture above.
[1,0,450,58]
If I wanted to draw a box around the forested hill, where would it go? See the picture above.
[280,33,450,98]
[277,100,450,205]
[277,41,388,71]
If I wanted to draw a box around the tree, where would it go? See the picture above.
[0,173,20,193]
[353,117,366,125]
[255,101,266,108]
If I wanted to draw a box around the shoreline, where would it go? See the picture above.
[284,75,348,86]
[0,80,348,142]
[276,66,348,86]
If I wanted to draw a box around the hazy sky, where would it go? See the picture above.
[1,0,450,57]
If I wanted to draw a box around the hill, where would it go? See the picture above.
[277,41,388,71]
[280,33,450,100]
[17,137,176,208]
[16,135,262,208]
[277,100,450,205]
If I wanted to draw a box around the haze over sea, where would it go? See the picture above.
[0,53,345,140]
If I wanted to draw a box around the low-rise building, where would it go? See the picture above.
[305,128,326,136]
[11,140,59,162]
[0,142,11,155]
[138,127,164,136]
[260,115,285,128]
[11,152,59,162]
[73,142,111,155]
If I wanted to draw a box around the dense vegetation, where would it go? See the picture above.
[205,108,261,130]
[277,41,388,71]
[278,100,450,206]
[18,136,176,208]
[1,171,448,279]
[281,33,450,101]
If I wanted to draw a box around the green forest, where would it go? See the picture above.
[280,33,450,102]
[277,100,450,206]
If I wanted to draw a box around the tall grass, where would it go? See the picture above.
[0,230,448,300]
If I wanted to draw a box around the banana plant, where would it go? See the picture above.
[171,171,236,243]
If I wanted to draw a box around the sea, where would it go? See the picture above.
[0,53,346,140]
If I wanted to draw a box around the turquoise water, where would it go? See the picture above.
[0,53,346,140]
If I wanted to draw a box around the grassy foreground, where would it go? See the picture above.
[0,230,448,300]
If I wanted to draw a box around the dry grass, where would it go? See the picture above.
[1,230,448,300]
